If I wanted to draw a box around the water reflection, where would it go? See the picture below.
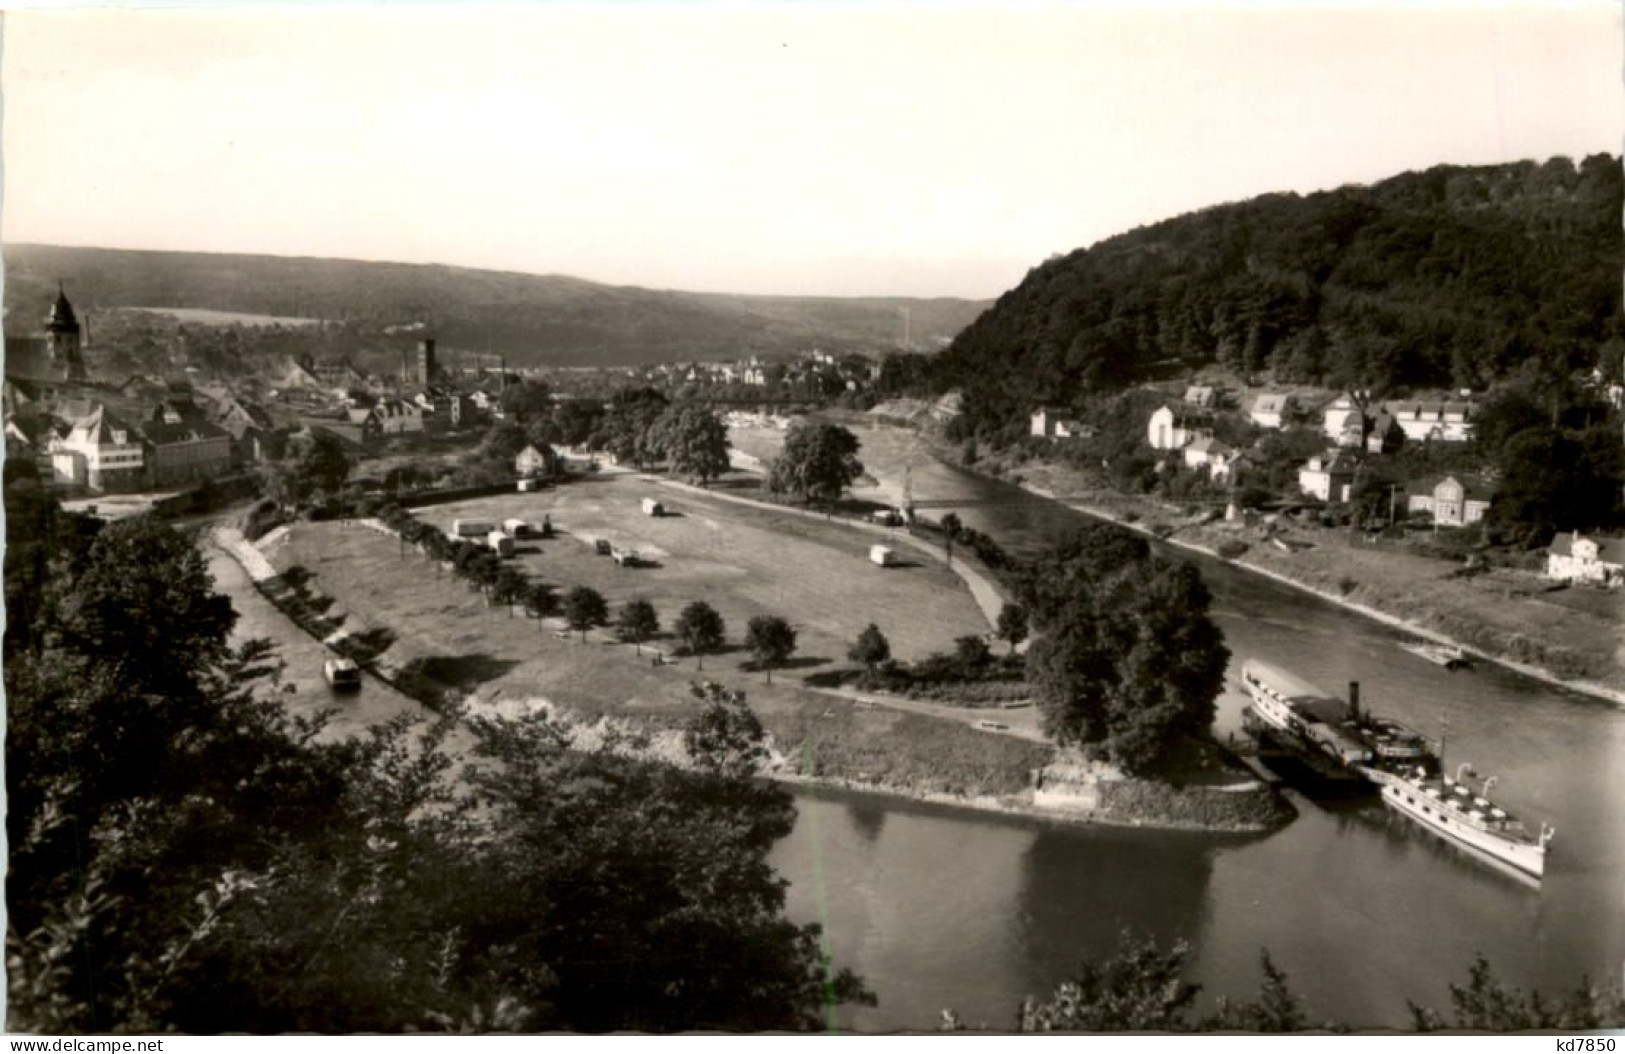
[1010,825,1218,1003]
[845,796,889,844]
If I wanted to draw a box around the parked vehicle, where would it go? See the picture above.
[488,531,517,557]
[324,655,362,690]
[869,544,898,567]
[503,518,531,538]
[453,518,495,538]
[642,498,666,516]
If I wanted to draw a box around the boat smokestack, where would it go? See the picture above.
[1348,681,1361,722]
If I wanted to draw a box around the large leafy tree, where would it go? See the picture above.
[263,430,351,510]
[462,695,872,1031]
[562,585,609,640]
[1019,525,1229,772]
[658,407,732,485]
[744,615,798,684]
[847,623,891,671]
[615,597,660,654]
[674,600,726,670]
[1487,424,1624,546]
[592,388,669,469]
[768,421,865,505]
[995,603,1029,655]
[6,517,359,1032]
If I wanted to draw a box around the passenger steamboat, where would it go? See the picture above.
[1381,763,1554,879]
[1238,660,1439,788]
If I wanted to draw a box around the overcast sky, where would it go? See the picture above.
[2,3,1619,298]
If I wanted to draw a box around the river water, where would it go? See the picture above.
[760,423,1625,1031]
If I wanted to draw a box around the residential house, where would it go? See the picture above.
[1248,392,1294,430]
[515,444,558,479]
[1183,437,1235,480]
[141,419,234,487]
[1031,408,1087,440]
[1298,452,1358,503]
[49,404,146,491]
[1182,384,1220,409]
[1147,404,1213,451]
[1387,400,1474,443]
[1406,475,1494,527]
[213,397,287,465]
[348,399,423,436]
[1322,395,1365,446]
[1546,532,1625,588]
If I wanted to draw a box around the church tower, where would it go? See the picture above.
[46,282,85,382]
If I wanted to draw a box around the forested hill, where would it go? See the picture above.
[926,155,1623,437]
[2,244,987,367]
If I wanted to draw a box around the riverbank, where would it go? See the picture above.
[861,414,1625,708]
[209,481,1290,834]
[1018,485,1625,709]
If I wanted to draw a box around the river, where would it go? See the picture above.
[759,422,1625,1031]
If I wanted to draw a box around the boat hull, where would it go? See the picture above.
[1241,708,1370,790]
[1381,782,1546,878]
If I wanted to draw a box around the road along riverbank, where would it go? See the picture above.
[804,412,1625,708]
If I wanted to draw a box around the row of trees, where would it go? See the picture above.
[582,388,732,482]
[945,932,1624,1032]
[372,505,802,678]
[5,475,871,1031]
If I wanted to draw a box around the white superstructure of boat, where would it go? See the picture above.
[1381,763,1553,879]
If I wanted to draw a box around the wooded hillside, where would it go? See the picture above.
[3,244,986,367]
[924,156,1622,437]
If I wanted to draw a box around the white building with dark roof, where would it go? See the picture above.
[1406,475,1494,527]
[1298,452,1357,503]
[1147,404,1213,450]
[1386,400,1475,443]
[1248,392,1294,430]
[1547,533,1625,587]
[49,404,145,490]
